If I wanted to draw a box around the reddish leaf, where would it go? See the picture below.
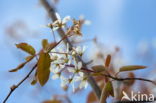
[43,99,61,103]
[9,55,34,72]
[92,65,105,72]
[9,62,27,72]
[105,54,111,67]
[124,72,135,85]
[87,91,97,103]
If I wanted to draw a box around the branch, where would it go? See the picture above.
[78,66,156,86]
[40,0,101,99]
[3,64,37,103]
[101,74,156,86]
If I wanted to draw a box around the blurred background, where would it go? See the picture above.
[1,0,156,103]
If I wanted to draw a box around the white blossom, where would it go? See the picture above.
[50,49,58,61]
[50,67,61,80]
[49,44,88,90]
[72,46,86,56]
[75,72,88,89]
[60,76,73,88]
[68,61,82,73]
[52,13,71,31]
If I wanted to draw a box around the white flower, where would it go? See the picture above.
[72,46,86,56]
[68,61,82,73]
[60,76,76,92]
[75,72,88,89]
[52,13,71,31]
[60,76,72,88]
[50,67,61,80]
[58,54,68,63]
[79,79,88,89]
[66,43,70,53]
[51,54,69,69]
[50,49,59,61]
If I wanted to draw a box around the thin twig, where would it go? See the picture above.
[51,29,56,42]
[101,74,156,86]
[50,51,71,55]
[67,65,156,86]
[3,64,37,103]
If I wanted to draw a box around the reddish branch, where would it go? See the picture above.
[3,64,37,103]
[66,64,156,86]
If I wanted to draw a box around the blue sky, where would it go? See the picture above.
[1,0,156,103]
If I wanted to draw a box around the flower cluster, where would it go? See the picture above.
[47,13,71,31]
[50,44,88,91]
[47,13,90,36]
[47,13,90,91]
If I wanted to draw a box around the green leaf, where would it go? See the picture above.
[92,65,105,72]
[100,81,114,103]
[105,54,111,67]
[37,52,51,86]
[119,65,147,72]
[16,43,36,55]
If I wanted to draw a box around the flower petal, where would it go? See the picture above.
[62,16,71,24]
[78,62,82,69]
[68,67,75,73]
[55,12,61,20]
[52,74,59,80]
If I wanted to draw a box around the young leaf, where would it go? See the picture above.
[43,100,61,103]
[9,62,27,72]
[124,72,135,85]
[105,54,111,67]
[16,43,36,55]
[25,55,34,61]
[37,52,51,86]
[9,55,34,72]
[100,81,114,103]
[87,91,97,103]
[31,79,37,85]
[119,65,147,72]
[47,42,57,52]
[92,65,105,72]
[42,39,49,50]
